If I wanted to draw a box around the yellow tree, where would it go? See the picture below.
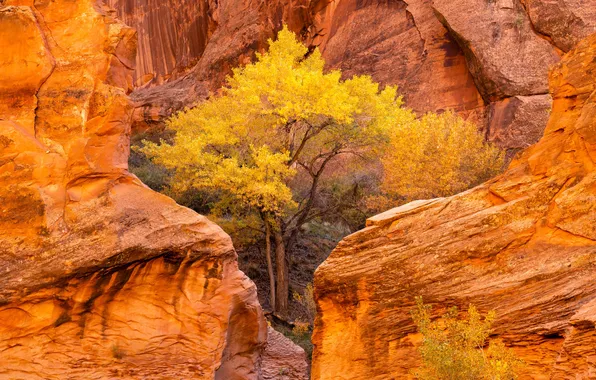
[381,111,504,203]
[141,26,413,315]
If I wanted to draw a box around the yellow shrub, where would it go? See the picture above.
[382,111,505,202]
[411,297,523,380]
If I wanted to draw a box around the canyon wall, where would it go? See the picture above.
[312,32,596,379]
[107,0,486,138]
[104,0,315,131]
[0,1,269,378]
[106,0,596,155]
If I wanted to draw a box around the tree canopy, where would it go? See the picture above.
[139,26,505,316]
[142,26,413,221]
[381,111,504,202]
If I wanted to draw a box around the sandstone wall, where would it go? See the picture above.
[261,326,309,380]
[0,1,267,378]
[312,33,596,379]
[106,0,596,154]
[305,0,485,118]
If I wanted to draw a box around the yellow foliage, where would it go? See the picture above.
[292,321,311,337]
[381,111,505,202]
[411,297,523,380]
[141,26,505,241]
[141,26,412,218]
[293,282,316,321]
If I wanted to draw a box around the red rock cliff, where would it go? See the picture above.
[108,0,596,154]
[109,0,486,136]
[0,1,267,378]
[312,33,596,379]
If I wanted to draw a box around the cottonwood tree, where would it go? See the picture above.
[141,28,505,317]
[381,111,504,202]
[141,27,413,316]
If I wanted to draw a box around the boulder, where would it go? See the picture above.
[0,1,266,378]
[431,0,594,153]
[261,327,309,380]
[432,0,561,102]
[312,33,596,379]
[523,0,596,52]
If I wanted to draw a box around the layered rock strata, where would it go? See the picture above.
[108,0,596,153]
[261,326,309,380]
[107,0,485,134]
[106,0,314,131]
[312,33,596,379]
[0,1,267,378]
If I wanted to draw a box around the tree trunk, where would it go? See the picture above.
[274,226,289,316]
[264,221,276,312]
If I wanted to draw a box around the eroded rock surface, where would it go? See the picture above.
[108,0,485,132]
[487,94,553,158]
[113,0,596,151]
[313,0,484,117]
[0,1,266,378]
[523,0,596,52]
[107,0,314,131]
[261,326,309,380]
[312,33,596,379]
[103,0,214,87]
[430,0,592,152]
[433,0,560,101]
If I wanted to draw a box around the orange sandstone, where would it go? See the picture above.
[0,1,267,378]
[312,33,596,380]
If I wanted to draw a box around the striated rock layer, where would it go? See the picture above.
[312,33,596,379]
[110,0,596,153]
[0,1,267,378]
[261,326,309,380]
[105,0,316,131]
[99,0,587,156]
[109,0,486,133]
[314,0,484,117]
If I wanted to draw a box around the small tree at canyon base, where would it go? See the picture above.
[141,26,412,316]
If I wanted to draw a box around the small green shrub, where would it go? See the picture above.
[411,297,523,380]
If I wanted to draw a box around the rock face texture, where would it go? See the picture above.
[312,33,596,380]
[311,0,484,118]
[104,0,314,89]
[103,0,214,87]
[523,0,596,53]
[106,0,596,153]
[105,0,315,131]
[433,0,560,101]
[0,1,267,378]
[431,0,559,156]
[108,0,486,133]
[261,326,309,380]
[487,95,553,159]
